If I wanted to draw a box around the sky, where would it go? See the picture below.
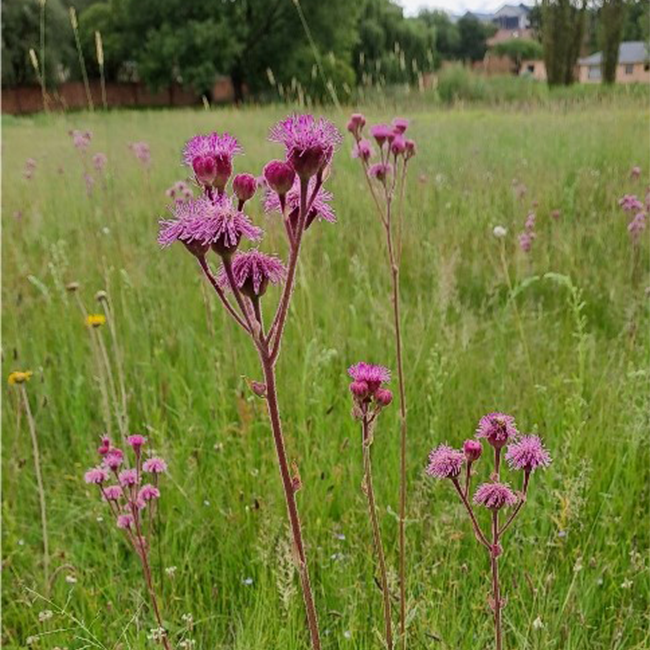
[398,0,508,16]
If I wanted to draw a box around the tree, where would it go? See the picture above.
[2,0,75,86]
[493,39,544,74]
[599,0,626,84]
[418,9,460,65]
[622,0,650,42]
[540,0,588,85]
[456,15,496,62]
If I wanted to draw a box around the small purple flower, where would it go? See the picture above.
[218,249,286,298]
[116,513,134,529]
[473,482,518,510]
[269,114,342,179]
[391,135,407,156]
[519,232,534,253]
[70,130,92,151]
[426,445,465,479]
[352,139,374,162]
[375,388,393,407]
[264,176,335,229]
[129,141,151,167]
[463,439,483,463]
[233,173,257,205]
[158,196,262,258]
[143,457,168,474]
[93,153,108,173]
[85,467,109,484]
[118,468,139,487]
[347,113,366,137]
[127,435,147,453]
[263,160,296,197]
[369,163,392,183]
[103,449,124,471]
[102,485,122,501]
[348,362,390,395]
[139,484,161,502]
[392,117,409,134]
[369,124,393,146]
[476,412,519,449]
[505,435,552,473]
[404,139,417,160]
[628,212,646,240]
[183,133,241,191]
[619,194,643,213]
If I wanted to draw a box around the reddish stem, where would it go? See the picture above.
[451,478,490,549]
[491,511,503,650]
[361,416,393,649]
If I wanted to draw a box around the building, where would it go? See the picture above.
[578,41,650,84]
[491,4,531,30]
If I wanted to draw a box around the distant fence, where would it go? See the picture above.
[2,78,237,115]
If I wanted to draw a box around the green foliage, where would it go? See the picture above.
[1,0,75,86]
[456,14,496,62]
[493,38,544,62]
[599,0,627,84]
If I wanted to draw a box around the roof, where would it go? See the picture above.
[493,4,531,18]
[579,41,649,66]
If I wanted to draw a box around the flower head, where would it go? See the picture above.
[370,124,393,146]
[103,448,124,471]
[218,250,286,298]
[8,370,33,385]
[158,196,262,257]
[118,468,139,487]
[493,225,507,238]
[630,165,641,180]
[505,435,551,473]
[352,139,374,162]
[139,484,161,501]
[348,362,390,397]
[102,485,122,501]
[476,412,519,449]
[518,232,534,253]
[426,444,465,479]
[619,194,643,213]
[86,314,106,328]
[369,163,392,183]
[97,436,111,455]
[375,387,393,407]
[473,482,518,510]
[391,135,407,156]
[269,114,342,179]
[264,176,335,229]
[70,130,92,151]
[183,133,240,191]
[127,435,147,452]
[628,212,647,240]
[129,141,151,166]
[392,117,409,134]
[233,173,257,205]
[347,113,366,138]
[85,466,109,484]
[116,513,134,529]
[143,457,168,474]
[93,153,108,173]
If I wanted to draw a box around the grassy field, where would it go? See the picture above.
[2,102,649,650]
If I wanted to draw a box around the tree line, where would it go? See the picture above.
[2,0,648,99]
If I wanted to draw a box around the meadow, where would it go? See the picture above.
[2,100,649,649]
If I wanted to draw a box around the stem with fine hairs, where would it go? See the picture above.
[20,384,50,588]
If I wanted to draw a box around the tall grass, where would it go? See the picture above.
[2,102,648,649]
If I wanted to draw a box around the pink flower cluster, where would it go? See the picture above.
[347,114,416,187]
[84,435,167,538]
[618,191,648,242]
[70,129,92,151]
[427,412,551,509]
[518,210,536,253]
[348,361,393,417]
[129,141,152,167]
[165,180,193,203]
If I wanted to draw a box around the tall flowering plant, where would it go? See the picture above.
[348,113,416,645]
[158,115,342,650]
[426,413,552,650]
[349,362,395,648]
[84,436,170,649]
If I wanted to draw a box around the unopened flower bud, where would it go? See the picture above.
[463,439,483,462]
[404,139,417,160]
[391,135,407,156]
[375,388,393,407]
[193,155,217,186]
[250,380,267,398]
[263,160,296,197]
[347,113,366,137]
[233,173,257,205]
[392,117,409,134]
[349,380,369,400]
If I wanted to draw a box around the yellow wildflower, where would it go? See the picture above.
[86,314,106,328]
[8,370,33,385]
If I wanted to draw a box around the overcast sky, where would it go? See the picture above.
[398,0,508,16]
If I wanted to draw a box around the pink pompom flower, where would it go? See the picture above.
[143,457,168,474]
[269,114,342,180]
[369,163,392,183]
[426,445,465,480]
[116,513,134,529]
[103,449,124,471]
[505,435,552,473]
[127,435,147,452]
[476,412,519,449]
[218,249,286,298]
[118,468,139,487]
[348,362,390,396]
[392,117,409,134]
[102,485,122,501]
[473,482,518,510]
[139,484,161,502]
[369,124,393,147]
[85,467,109,484]
[352,139,374,162]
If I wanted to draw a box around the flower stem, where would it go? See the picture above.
[21,384,50,588]
[491,511,503,650]
[499,471,530,537]
[260,351,321,650]
[362,416,393,649]
[451,478,490,549]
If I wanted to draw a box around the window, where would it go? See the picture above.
[588,66,601,80]
[527,64,535,73]
[624,64,634,75]
[644,63,649,72]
